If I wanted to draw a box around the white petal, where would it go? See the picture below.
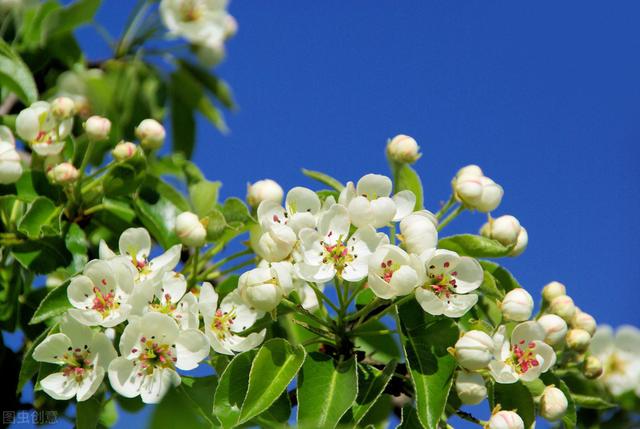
[40,372,78,400]
[149,244,182,274]
[415,288,446,316]
[388,265,419,296]
[295,262,336,284]
[368,274,396,300]
[99,240,116,260]
[257,200,286,227]
[443,293,478,318]
[392,190,416,221]
[489,360,519,384]
[159,271,187,304]
[451,257,483,293]
[356,174,392,198]
[615,325,640,354]
[342,260,369,282]
[76,366,105,401]
[174,293,200,330]
[285,187,321,215]
[534,341,557,373]
[590,325,614,356]
[33,333,72,364]
[67,308,103,326]
[108,357,143,398]
[198,282,219,322]
[338,181,356,206]
[221,290,263,332]
[511,321,546,345]
[140,368,180,404]
[90,332,117,369]
[318,204,350,239]
[175,329,210,370]
[119,228,151,260]
[348,197,375,229]
[83,259,117,295]
[60,315,94,348]
[370,197,396,228]
[67,276,95,310]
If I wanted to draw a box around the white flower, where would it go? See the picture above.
[199,282,266,355]
[135,118,165,150]
[16,101,72,156]
[48,162,79,184]
[339,174,415,228]
[84,115,111,141]
[257,186,321,234]
[571,310,596,336]
[454,330,494,370]
[542,281,566,302]
[500,288,533,322]
[565,328,591,352]
[399,210,438,255]
[50,96,76,119]
[540,386,568,421]
[0,126,22,184]
[590,325,640,396]
[537,314,568,346]
[238,262,293,312]
[67,259,136,327]
[175,211,206,247]
[112,141,138,161]
[455,372,486,405]
[548,295,576,322]
[33,315,116,401]
[367,245,422,299]
[488,411,524,429]
[129,271,199,330]
[452,165,503,213]
[480,215,521,247]
[295,204,388,283]
[108,312,209,404]
[386,134,421,164]
[250,223,298,262]
[489,321,556,384]
[414,249,482,318]
[100,227,182,288]
[247,179,284,208]
[160,0,228,46]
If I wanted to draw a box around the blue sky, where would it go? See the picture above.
[13,1,640,428]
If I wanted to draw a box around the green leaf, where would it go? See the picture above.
[29,281,71,324]
[190,179,221,217]
[150,375,219,429]
[571,394,616,410]
[143,175,191,212]
[102,164,145,197]
[540,372,576,428]
[102,198,136,223]
[398,300,459,429]
[480,260,521,292]
[239,338,306,424]
[98,398,118,427]
[438,234,511,258]
[76,396,102,429]
[221,197,253,228]
[0,39,38,104]
[17,327,51,393]
[489,380,535,428]
[479,270,505,300]
[12,237,72,274]
[0,260,29,330]
[297,353,358,429]
[351,362,397,425]
[354,320,401,364]
[213,350,256,429]
[252,391,291,428]
[178,60,236,109]
[204,208,227,241]
[397,404,422,429]
[66,223,89,274]
[302,168,344,191]
[169,84,196,159]
[395,164,424,210]
[17,197,62,238]
[133,197,181,250]
[41,0,101,43]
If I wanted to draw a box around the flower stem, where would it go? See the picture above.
[307,282,340,313]
[189,248,199,288]
[354,294,415,329]
[281,299,334,330]
[435,195,456,219]
[345,297,385,323]
[437,205,464,231]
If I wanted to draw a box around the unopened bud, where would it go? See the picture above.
[84,115,111,141]
[387,134,421,164]
[542,281,566,302]
[224,14,238,39]
[455,372,486,405]
[500,288,534,322]
[247,179,284,208]
[452,165,503,213]
[488,410,524,429]
[51,96,76,119]
[549,295,576,322]
[238,262,292,312]
[582,355,603,379]
[566,329,591,352]
[540,386,568,421]
[509,227,528,257]
[454,330,494,370]
[480,215,521,247]
[175,211,206,247]
[48,162,79,184]
[112,141,138,161]
[399,210,438,255]
[571,310,596,336]
[135,118,165,150]
[537,314,568,346]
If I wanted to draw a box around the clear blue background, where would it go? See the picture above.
[13,1,640,428]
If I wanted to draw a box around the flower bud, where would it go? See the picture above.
[571,310,596,336]
[475,176,504,213]
[224,14,238,39]
[0,127,22,184]
[537,314,568,346]
[50,96,76,119]
[239,262,292,312]
[509,227,528,257]
[112,141,138,161]
[455,372,486,405]
[549,295,576,322]
[540,386,568,421]
[582,355,603,379]
[135,118,165,150]
[399,210,438,254]
[488,410,524,429]
[386,134,421,164]
[246,179,284,208]
[500,288,534,321]
[454,330,494,370]
[542,281,566,302]
[251,224,297,262]
[566,328,591,352]
[175,211,206,247]
[48,162,79,184]
[480,215,521,247]
[84,115,111,141]
[452,165,503,213]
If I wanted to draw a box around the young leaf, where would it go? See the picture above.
[0,39,38,104]
[12,237,72,274]
[221,197,253,228]
[571,394,616,410]
[213,350,256,429]
[438,234,511,258]
[189,179,221,217]
[17,327,51,393]
[351,361,397,425]
[480,260,522,292]
[65,223,89,275]
[150,375,219,429]
[239,338,306,424]
[302,168,344,191]
[17,197,62,238]
[76,396,102,429]
[41,0,101,43]
[395,164,424,210]
[133,197,181,250]
[398,300,459,429]
[29,281,71,325]
[297,353,358,429]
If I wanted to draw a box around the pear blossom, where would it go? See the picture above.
[112,141,138,161]
[414,249,483,318]
[500,288,533,322]
[537,314,568,346]
[50,96,76,119]
[33,315,116,401]
[540,386,568,421]
[367,245,423,299]
[454,330,494,370]
[238,262,293,312]
[0,126,22,184]
[250,222,298,262]
[48,162,79,184]
[84,115,111,141]
[565,328,591,352]
[480,215,521,247]
[399,210,438,255]
[452,165,503,213]
[257,186,321,233]
[571,309,596,336]
[542,281,566,302]
[488,411,524,429]
[247,179,284,208]
[338,174,415,228]
[67,259,136,327]
[108,312,209,404]
[455,372,487,405]
[129,271,199,330]
[175,211,206,247]
[16,101,72,156]
[295,204,388,283]
[590,325,640,396]
[549,295,576,322]
[135,118,166,149]
[510,227,528,257]
[160,0,229,47]
[386,134,421,164]
[489,321,557,384]
[199,282,266,355]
